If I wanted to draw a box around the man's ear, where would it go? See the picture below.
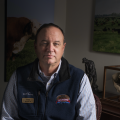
[63,43,66,55]
[63,42,66,49]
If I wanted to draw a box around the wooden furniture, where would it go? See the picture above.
[100,66,120,120]
[100,98,120,120]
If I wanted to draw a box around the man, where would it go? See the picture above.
[1,23,96,120]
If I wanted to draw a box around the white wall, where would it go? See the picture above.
[0,0,66,107]
[65,0,120,92]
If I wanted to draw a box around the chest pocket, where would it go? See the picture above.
[18,87,38,116]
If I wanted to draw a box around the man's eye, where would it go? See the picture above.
[54,43,59,46]
[42,42,48,45]
[40,42,48,46]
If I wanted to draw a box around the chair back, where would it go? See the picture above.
[94,94,102,120]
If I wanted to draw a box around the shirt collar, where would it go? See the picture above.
[27,57,71,82]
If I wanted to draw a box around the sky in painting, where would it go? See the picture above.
[7,0,54,24]
[95,0,120,15]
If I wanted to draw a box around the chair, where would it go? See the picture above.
[94,94,102,120]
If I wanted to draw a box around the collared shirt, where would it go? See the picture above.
[38,60,61,91]
[0,62,96,120]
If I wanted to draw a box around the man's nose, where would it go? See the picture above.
[47,43,54,51]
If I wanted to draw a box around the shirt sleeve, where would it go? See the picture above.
[76,73,96,120]
[0,71,21,120]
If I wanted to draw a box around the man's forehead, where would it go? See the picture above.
[37,27,64,40]
[36,26,65,44]
[38,26,63,36]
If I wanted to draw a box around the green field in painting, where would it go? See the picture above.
[6,39,37,82]
[93,17,120,53]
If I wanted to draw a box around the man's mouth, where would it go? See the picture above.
[44,55,54,58]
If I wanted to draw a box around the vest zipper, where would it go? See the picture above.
[36,81,64,116]
[37,91,40,115]
[43,91,48,119]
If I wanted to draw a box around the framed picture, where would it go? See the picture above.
[93,0,120,54]
[5,0,54,82]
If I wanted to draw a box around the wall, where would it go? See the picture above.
[0,0,66,107]
[54,0,66,33]
[65,0,120,93]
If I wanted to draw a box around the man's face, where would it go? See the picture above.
[34,26,66,67]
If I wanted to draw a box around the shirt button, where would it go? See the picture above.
[48,83,50,85]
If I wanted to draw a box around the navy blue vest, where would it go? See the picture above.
[16,57,84,120]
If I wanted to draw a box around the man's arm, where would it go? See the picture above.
[76,74,96,120]
[0,71,21,120]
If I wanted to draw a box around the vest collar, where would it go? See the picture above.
[27,57,71,82]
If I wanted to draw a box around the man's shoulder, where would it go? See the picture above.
[17,62,34,71]
[17,58,38,70]
[69,64,84,74]
[16,60,37,75]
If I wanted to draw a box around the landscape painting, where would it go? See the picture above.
[93,0,120,54]
[5,0,54,81]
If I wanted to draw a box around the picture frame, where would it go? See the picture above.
[5,0,54,82]
[93,0,120,54]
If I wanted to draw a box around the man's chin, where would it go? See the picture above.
[46,60,56,65]
[40,57,58,65]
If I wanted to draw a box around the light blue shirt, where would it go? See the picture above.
[38,60,61,92]
[0,61,96,120]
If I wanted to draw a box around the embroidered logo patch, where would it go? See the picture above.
[56,94,70,104]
